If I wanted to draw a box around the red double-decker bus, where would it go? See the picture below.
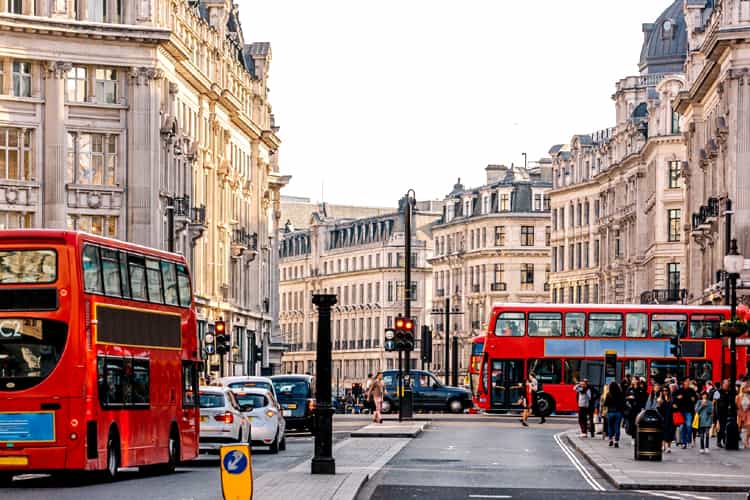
[475,303,741,416]
[0,230,200,482]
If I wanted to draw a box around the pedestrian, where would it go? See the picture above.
[574,378,593,437]
[674,378,698,449]
[600,383,610,439]
[645,384,661,411]
[603,381,625,448]
[587,383,600,437]
[519,374,534,427]
[695,391,713,453]
[714,379,730,447]
[365,373,374,413]
[737,382,750,448]
[623,378,640,441]
[529,372,545,424]
[657,386,674,453]
[367,372,385,424]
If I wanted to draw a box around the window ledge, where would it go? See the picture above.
[66,183,124,192]
[0,95,43,104]
[67,100,127,110]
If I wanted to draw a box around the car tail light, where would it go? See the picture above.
[307,399,316,412]
[214,411,234,424]
[265,410,275,418]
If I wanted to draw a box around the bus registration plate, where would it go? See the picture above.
[0,456,28,466]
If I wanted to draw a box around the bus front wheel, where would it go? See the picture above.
[534,393,555,418]
[103,430,121,481]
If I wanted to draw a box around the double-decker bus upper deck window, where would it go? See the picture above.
[588,313,622,337]
[101,248,121,297]
[528,312,562,337]
[651,313,687,338]
[128,255,147,301]
[626,313,648,338]
[118,251,131,298]
[160,261,179,306]
[0,318,67,391]
[495,312,525,336]
[0,249,57,284]
[82,245,103,293]
[690,315,722,339]
[176,264,192,307]
[145,259,163,304]
[565,313,585,336]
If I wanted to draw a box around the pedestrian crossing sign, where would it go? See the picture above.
[220,444,253,500]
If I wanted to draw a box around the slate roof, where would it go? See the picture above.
[638,0,688,75]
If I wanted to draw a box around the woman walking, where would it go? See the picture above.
[603,381,625,448]
[694,391,713,453]
[367,372,385,424]
[657,386,674,453]
[519,374,534,427]
[737,382,750,448]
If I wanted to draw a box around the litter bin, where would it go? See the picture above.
[635,409,663,461]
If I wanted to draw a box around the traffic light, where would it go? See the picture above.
[402,318,415,351]
[215,320,229,355]
[392,315,415,351]
[204,332,216,355]
[384,328,397,352]
[421,326,432,363]
[255,344,264,365]
[669,335,681,358]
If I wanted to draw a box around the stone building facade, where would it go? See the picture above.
[675,0,750,304]
[428,163,552,380]
[0,0,288,377]
[549,0,688,305]
[278,201,440,391]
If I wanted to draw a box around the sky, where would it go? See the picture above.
[239,0,671,207]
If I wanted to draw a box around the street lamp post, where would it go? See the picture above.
[723,238,743,451]
[311,293,337,474]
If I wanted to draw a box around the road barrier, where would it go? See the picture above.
[220,444,253,499]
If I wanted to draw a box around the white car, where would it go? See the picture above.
[232,388,287,453]
[198,386,251,453]
[221,375,279,401]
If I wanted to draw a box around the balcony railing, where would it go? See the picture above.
[491,282,507,292]
[357,339,363,349]
[232,228,258,251]
[348,340,355,350]
[471,320,481,329]
[692,197,720,230]
[334,340,341,350]
[373,338,379,348]
[436,288,445,297]
[544,282,550,292]
[640,289,687,305]
[365,339,371,349]
[472,284,480,293]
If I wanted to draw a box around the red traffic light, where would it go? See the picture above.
[215,320,226,334]
[404,319,414,331]
[395,317,405,330]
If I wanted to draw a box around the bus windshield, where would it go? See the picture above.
[0,249,56,283]
[0,318,67,391]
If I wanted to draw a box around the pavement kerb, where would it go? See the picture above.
[562,432,750,493]
[333,438,412,500]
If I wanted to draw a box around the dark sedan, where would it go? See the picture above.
[270,374,315,432]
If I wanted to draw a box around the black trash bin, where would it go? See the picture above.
[635,409,663,461]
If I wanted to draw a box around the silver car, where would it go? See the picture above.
[233,388,287,453]
[198,386,251,453]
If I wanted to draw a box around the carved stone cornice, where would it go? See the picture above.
[43,61,72,80]
[129,66,164,86]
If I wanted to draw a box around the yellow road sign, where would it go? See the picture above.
[220,444,253,500]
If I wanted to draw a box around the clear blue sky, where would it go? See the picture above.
[240,1,671,206]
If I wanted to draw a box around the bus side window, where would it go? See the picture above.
[145,259,164,304]
[626,313,648,338]
[495,312,525,336]
[565,313,586,337]
[82,244,103,294]
[182,361,199,408]
[118,251,131,298]
[128,255,148,301]
[176,264,192,308]
[160,261,179,306]
[98,356,124,407]
[101,248,121,297]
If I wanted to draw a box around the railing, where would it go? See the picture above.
[472,284,480,293]
[348,340,355,350]
[544,283,550,292]
[491,282,507,292]
[640,289,688,305]
[232,228,258,250]
[373,339,380,348]
[692,197,720,230]
[357,339,363,349]
[471,320,481,329]
[436,288,445,297]
[365,339,371,349]
[334,340,341,350]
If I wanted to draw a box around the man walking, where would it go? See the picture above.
[674,378,697,448]
[575,378,592,437]
[715,379,731,448]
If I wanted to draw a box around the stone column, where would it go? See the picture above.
[127,67,163,246]
[43,61,71,229]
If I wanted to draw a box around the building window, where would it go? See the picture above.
[584,201,590,224]
[7,0,21,14]
[593,284,599,304]
[576,203,582,226]
[594,200,600,218]
[552,209,558,231]
[494,226,505,246]
[671,110,680,134]
[12,61,31,97]
[568,205,574,228]
[543,195,551,211]
[552,247,557,272]
[493,264,504,285]
[534,194,542,211]
[500,194,509,212]
[560,209,565,229]
[594,240,600,266]
[95,69,118,104]
[569,244,574,269]
[668,263,680,291]
[668,209,681,242]
[0,127,32,181]
[559,246,565,272]
[545,226,551,247]
[576,243,582,269]
[67,214,118,237]
[0,211,31,229]
[66,132,117,185]
[521,226,534,246]
[520,264,534,290]
[668,161,682,189]
[584,242,589,268]
[615,234,621,257]
[66,66,87,102]
[552,288,557,303]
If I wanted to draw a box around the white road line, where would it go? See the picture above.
[553,432,605,492]
[635,491,688,500]
[468,496,512,499]
[670,493,714,500]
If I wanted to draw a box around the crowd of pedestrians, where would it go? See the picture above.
[579,373,750,455]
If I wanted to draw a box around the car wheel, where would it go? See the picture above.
[534,393,555,418]
[447,398,464,414]
[103,431,120,481]
[381,399,392,414]
[269,431,279,454]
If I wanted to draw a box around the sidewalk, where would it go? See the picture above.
[565,431,750,492]
[253,423,422,500]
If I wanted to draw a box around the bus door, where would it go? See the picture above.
[490,359,524,410]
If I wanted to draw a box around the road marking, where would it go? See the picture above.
[675,494,714,500]
[468,495,512,499]
[553,432,605,492]
[635,491,687,500]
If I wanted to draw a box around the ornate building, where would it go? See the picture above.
[278,201,440,391]
[549,0,688,305]
[675,0,750,304]
[0,0,289,376]
[429,163,552,380]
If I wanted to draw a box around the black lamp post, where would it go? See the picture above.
[723,238,744,451]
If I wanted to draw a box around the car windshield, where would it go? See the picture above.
[0,318,67,391]
[234,393,267,409]
[273,380,310,398]
[199,392,225,408]
[228,381,273,392]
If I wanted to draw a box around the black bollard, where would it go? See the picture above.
[311,294,337,475]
